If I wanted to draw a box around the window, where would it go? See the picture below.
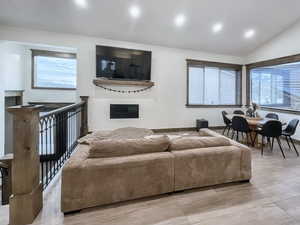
[187,60,242,106]
[249,61,300,111]
[32,50,77,89]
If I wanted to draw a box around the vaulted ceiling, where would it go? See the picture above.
[0,0,300,56]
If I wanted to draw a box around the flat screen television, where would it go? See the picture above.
[96,45,151,81]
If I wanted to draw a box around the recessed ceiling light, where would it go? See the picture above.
[244,29,255,39]
[129,5,141,18]
[212,23,223,33]
[74,0,87,8]
[175,14,186,27]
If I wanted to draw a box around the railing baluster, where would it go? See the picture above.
[38,98,88,190]
[54,115,58,174]
[68,111,72,158]
[46,119,49,186]
[50,115,53,180]
[40,120,44,188]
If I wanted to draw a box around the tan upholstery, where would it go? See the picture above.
[198,130,213,137]
[110,127,154,138]
[61,145,174,212]
[88,136,170,158]
[61,129,252,213]
[78,127,154,144]
[172,146,250,191]
[169,136,231,151]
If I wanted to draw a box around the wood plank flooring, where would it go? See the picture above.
[1,131,300,225]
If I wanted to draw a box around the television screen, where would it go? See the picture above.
[96,45,151,81]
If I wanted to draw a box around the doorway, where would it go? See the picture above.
[5,96,22,154]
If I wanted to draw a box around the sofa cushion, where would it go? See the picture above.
[61,150,174,212]
[77,130,111,144]
[169,136,231,151]
[78,127,154,145]
[198,130,213,137]
[109,127,154,138]
[144,134,183,140]
[172,146,246,191]
[88,135,170,158]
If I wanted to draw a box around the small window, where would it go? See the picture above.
[187,60,242,107]
[32,50,77,89]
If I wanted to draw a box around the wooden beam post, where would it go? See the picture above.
[7,105,43,225]
[80,96,89,137]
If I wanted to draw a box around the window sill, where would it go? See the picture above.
[260,106,300,115]
[32,86,76,91]
[186,104,242,108]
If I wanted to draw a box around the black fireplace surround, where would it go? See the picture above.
[110,104,139,119]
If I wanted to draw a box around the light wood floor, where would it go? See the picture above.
[1,131,300,225]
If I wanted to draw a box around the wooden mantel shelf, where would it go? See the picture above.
[93,78,155,87]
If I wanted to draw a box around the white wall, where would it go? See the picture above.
[0,41,25,156]
[247,21,300,63]
[247,20,300,140]
[1,42,25,91]
[0,25,245,134]
[0,41,77,156]
[89,47,244,130]
[0,42,5,156]
[0,90,3,156]
[1,21,300,150]
[21,44,77,104]
[79,36,244,130]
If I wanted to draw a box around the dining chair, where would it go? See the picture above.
[265,113,279,120]
[253,120,285,158]
[233,110,245,115]
[221,111,232,136]
[281,119,299,157]
[231,116,252,145]
[265,113,279,144]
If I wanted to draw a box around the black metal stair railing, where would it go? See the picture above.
[0,164,9,204]
[39,101,87,190]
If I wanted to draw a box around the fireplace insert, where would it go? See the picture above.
[110,104,139,119]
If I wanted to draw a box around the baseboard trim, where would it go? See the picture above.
[209,126,225,130]
[280,136,300,145]
[64,210,82,215]
[154,126,300,145]
[153,127,197,133]
[292,138,300,144]
[152,126,225,133]
[216,127,300,144]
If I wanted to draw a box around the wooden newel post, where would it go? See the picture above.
[80,96,89,137]
[7,105,43,225]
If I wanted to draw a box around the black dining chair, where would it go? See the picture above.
[281,119,299,157]
[265,113,279,144]
[253,120,285,158]
[233,110,245,115]
[231,116,252,145]
[265,113,279,120]
[221,111,232,136]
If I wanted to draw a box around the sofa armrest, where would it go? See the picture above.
[199,128,252,180]
[172,144,252,191]
[239,145,252,180]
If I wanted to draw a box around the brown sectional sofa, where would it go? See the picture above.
[61,128,251,213]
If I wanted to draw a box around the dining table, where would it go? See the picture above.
[225,114,287,147]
